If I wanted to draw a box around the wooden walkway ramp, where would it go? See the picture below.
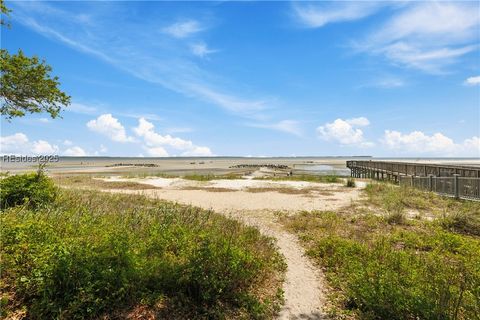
[346,160,480,200]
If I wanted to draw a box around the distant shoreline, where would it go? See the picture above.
[1,156,478,175]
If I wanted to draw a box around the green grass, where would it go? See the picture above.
[120,172,177,179]
[254,174,340,183]
[280,184,480,319]
[365,183,480,235]
[1,189,285,319]
[182,173,244,181]
[53,175,161,190]
[281,211,480,320]
[118,172,244,181]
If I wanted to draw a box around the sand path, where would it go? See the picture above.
[101,179,362,319]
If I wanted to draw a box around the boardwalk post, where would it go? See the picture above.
[429,175,434,192]
[410,175,414,187]
[453,174,460,199]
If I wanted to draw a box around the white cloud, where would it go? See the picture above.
[86,114,134,142]
[181,146,212,157]
[345,117,370,127]
[383,130,480,156]
[377,78,405,88]
[383,130,455,153]
[361,76,406,89]
[67,102,98,115]
[63,140,73,146]
[184,83,268,115]
[358,2,480,73]
[32,140,59,154]
[133,118,213,156]
[378,43,476,73]
[463,136,480,152]
[247,120,303,136]
[92,144,108,156]
[165,127,194,134]
[190,42,216,58]
[64,146,87,156]
[317,118,373,147]
[162,20,203,38]
[145,146,169,157]
[293,2,383,28]
[0,133,30,155]
[0,133,59,155]
[464,76,480,86]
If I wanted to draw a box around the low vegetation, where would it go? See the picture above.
[120,172,177,179]
[245,187,335,196]
[182,173,244,181]
[54,175,161,190]
[254,174,340,183]
[1,175,285,319]
[280,183,480,319]
[119,172,245,181]
[365,183,480,235]
[0,171,58,209]
[345,178,356,188]
[182,186,236,192]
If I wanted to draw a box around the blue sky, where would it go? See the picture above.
[1,1,479,157]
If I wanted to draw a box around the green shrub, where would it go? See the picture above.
[345,178,356,188]
[440,210,480,236]
[1,190,285,319]
[0,172,57,209]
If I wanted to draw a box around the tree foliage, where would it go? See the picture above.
[0,0,10,27]
[0,0,70,119]
[1,50,71,119]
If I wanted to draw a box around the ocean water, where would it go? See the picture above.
[292,164,351,176]
[1,156,478,174]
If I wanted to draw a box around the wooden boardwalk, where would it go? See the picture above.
[346,160,480,200]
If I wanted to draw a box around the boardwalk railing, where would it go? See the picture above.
[346,160,480,178]
[346,160,480,201]
[399,175,480,200]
